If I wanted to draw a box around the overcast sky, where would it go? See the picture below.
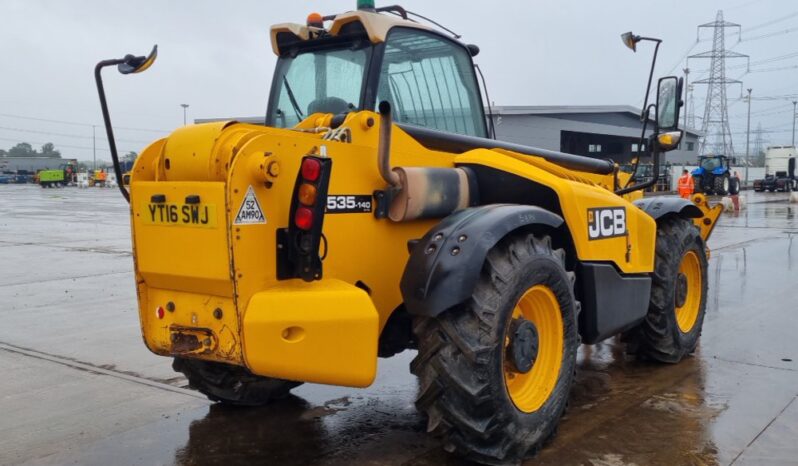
[1,0,797,161]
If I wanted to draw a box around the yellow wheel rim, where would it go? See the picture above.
[675,250,702,333]
[504,285,563,413]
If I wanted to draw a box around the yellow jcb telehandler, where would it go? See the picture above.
[94,3,721,464]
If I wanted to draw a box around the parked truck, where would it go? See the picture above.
[36,161,77,187]
[753,146,796,192]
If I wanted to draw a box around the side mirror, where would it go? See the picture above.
[656,76,682,131]
[655,76,683,152]
[621,32,640,52]
[118,45,158,75]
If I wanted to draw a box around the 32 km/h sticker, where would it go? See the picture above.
[326,195,372,214]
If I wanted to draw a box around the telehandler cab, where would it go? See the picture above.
[95,3,722,464]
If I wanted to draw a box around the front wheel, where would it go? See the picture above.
[173,357,302,406]
[692,176,703,194]
[627,217,708,363]
[714,174,730,195]
[411,233,579,465]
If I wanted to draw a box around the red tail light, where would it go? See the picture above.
[301,158,321,182]
[295,206,314,230]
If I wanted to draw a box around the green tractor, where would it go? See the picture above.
[38,162,76,188]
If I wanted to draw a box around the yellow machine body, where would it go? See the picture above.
[128,110,664,388]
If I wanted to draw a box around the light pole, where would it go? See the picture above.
[181,103,190,126]
[682,68,690,130]
[745,88,751,188]
[793,101,798,147]
[92,125,97,171]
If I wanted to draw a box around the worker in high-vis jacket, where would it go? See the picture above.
[678,169,694,199]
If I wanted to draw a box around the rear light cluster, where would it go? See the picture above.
[295,158,323,230]
[279,155,332,282]
[294,157,323,231]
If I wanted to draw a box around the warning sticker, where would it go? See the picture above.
[234,186,266,225]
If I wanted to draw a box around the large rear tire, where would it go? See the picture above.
[729,177,740,195]
[173,357,302,406]
[411,233,579,465]
[628,217,708,363]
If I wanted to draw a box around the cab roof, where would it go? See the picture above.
[270,9,435,56]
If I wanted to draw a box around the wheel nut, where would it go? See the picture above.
[451,247,461,256]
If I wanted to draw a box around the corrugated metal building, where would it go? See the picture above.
[0,157,76,173]
[490,105,701,165]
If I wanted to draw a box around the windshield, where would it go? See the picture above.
[268,46,370,128]
[375,28,486,138]
[700,157,721,171]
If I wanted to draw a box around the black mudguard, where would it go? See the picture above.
[400,204,564,317]
[633,196,703,221]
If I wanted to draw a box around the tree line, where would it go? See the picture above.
[0,142,61,158]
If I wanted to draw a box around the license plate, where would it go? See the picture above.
[143,203,217,228]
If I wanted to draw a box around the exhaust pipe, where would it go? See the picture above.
[378,101,401,188]
[376,100,475,222]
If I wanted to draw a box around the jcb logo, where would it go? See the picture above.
[587,207,626,240]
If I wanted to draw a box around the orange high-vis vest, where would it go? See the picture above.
[678,174,694,198]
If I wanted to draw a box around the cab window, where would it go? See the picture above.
[270,47,369,128]
[376,29,486,137]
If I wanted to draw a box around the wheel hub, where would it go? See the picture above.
[675,272,688,308]
[507,318,539,374]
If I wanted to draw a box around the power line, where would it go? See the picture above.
[0,137,138,154]
[665,41,700,75]
[741,25,798,42]
[748,63,798,73]
[740,10,798,34]
[728,105,794,119]
[0,125,152,145]
[0,112,169,133]
[692,51,798,73]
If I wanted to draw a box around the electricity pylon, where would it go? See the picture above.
[688,10,749,156]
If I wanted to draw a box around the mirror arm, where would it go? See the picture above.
[94,59,130,203]
[94,59,130,204]
[92,46,157,203]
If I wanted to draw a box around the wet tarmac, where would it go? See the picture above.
[1,184,797,466]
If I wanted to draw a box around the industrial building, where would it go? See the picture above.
[490,105,701,165]
[0,156,76,174]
